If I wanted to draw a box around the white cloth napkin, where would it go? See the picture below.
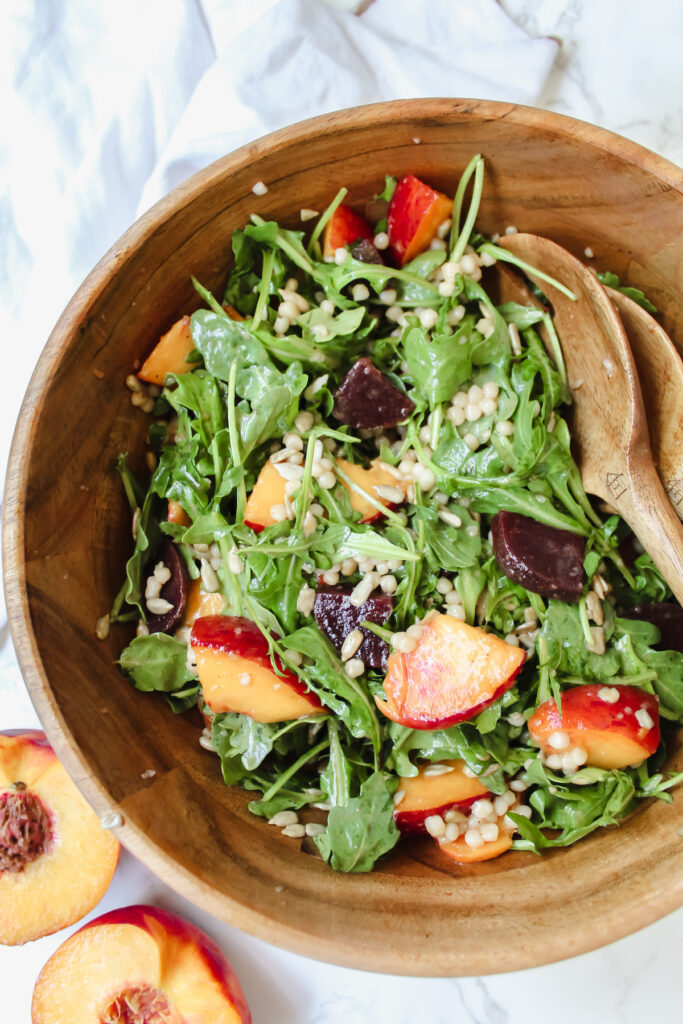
[139,0,558,211]
[0,0,556,720]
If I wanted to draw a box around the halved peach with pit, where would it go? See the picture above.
[393,759,488,834]
[0,730,120,946]
[31,904,251,1023]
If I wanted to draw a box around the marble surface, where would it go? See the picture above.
[2,0,682,1021]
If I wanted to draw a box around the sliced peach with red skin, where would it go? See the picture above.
[191,615,324,723]
[0,730,120,946]
[393,759,488,834]
[31,904,251,1024]
[337,457,407,522]
[387,174,454,266]
[376,614,526,730]
[322,203,374,259]
[528,684,660,769]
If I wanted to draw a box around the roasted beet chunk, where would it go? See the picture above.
[491,511,585,602]
[314,584,393,668]
[625,604,683,653]
[350,238,384,265]
[332,357,414,430]
[145,539,190,634]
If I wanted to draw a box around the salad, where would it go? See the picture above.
[107,157,683,873]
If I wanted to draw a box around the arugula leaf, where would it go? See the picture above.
[189,309,268,382]
[114,458,161,618]
[119,634,196,693]
[403,322,472,405]
[597,271,657,314]
[314,772,399,872]
[513,770,636,850]
[285,627,381,751]
[375,175,397,202]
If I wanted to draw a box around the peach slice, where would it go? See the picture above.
[138,305,243,386]
[191,615,324,722]
[437,810,515,864]
[222,303,245,320]
[393,759,488,834]
[183,578,225,628]
[167,499,191,527]
[0,730,119,946]
[322,203,374,259]
[376,614,526,729]
[243,460,287,532]
[31,904,251,1023]
[387,174,453,265]
[138,316,195,385]
[528,684,661,769]
[337,457,407,522]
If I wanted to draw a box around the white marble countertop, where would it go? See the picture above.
[2,1,682,1021]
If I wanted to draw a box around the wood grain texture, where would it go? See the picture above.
[3,99,683,976]
[500,233,683,602]
[606,286,683,518]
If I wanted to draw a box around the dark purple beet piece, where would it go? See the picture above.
[332,357,415,430]
[350,238,384,265]
[491,511,585,603]
[145,538,190,634]
[624,604,683,653]
[314,584,393,668]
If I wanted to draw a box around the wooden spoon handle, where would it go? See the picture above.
[614,465,683,603]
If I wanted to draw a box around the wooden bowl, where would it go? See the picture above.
[4,99,682,976]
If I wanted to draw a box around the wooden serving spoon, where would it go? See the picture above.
[604,286,683,520]
[498,233,683,603]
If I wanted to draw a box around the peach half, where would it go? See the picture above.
[31,904,251,1023]
[191,615,324,722]
[528,684,661,769]
[376,614,526,730]
[393,759,488,834]
[0,730,120,946]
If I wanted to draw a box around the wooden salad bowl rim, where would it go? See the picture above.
[3,99,683,976]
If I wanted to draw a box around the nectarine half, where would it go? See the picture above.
[0,730,119,946]
[31,904,251,1023]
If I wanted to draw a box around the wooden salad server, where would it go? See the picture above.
[604,286,683,521]
[498,233,683,603]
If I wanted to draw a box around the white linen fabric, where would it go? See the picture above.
[0,0,556,716]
